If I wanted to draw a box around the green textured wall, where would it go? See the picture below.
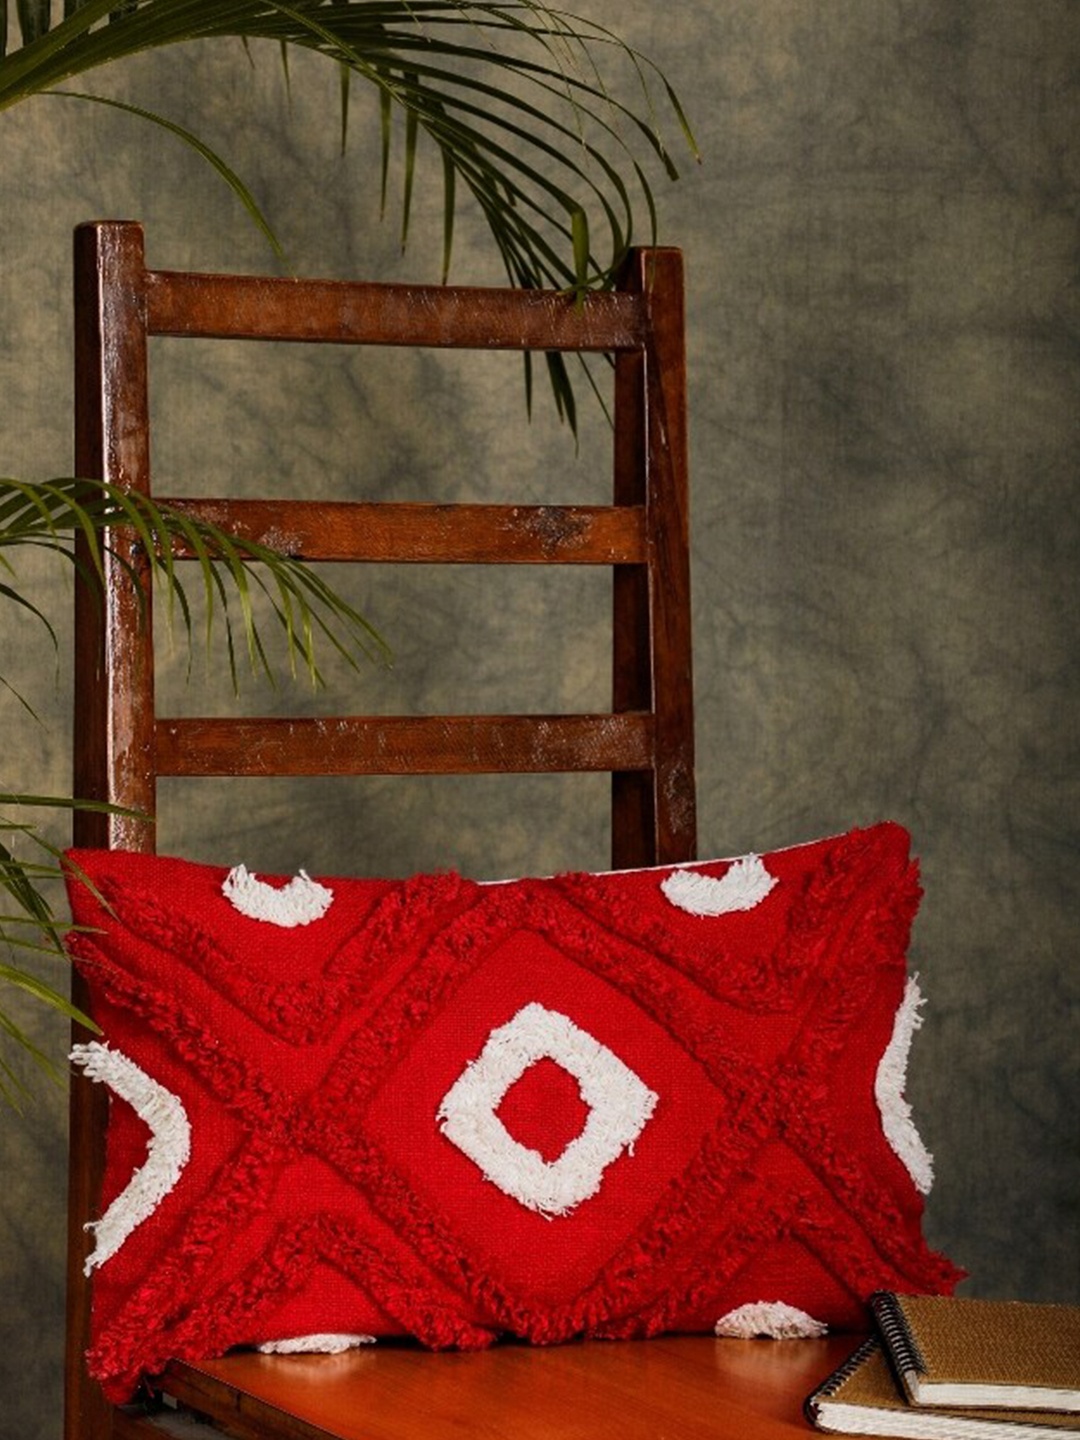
[2,5,1077,1436]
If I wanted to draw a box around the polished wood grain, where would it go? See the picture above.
[145,269,646,351]
[69,218,160,1440]
[150,1336,856,1440]
[611,249,695,868]
[160,500,649,566]
[68,221,698,1440]
[155,713,655,777]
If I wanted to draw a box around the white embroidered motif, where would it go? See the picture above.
[715,1301,828,1339]
[69,1042,191,1275]
[875,974,935,1195]
[222,865,333,927]
[257,1334,376,1355]
[661,854,778,916]
[437,1003,658,1218]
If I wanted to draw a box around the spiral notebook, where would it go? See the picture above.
[805,1339,1080,1439]
[870,1294,1080,1412]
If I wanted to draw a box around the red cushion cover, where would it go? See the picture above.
[65,822,961,1401]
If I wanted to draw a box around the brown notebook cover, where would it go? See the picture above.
[871,1294,1080,1412]
[806,1340,1080,1438]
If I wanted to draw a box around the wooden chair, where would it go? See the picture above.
[67,220,850,1440]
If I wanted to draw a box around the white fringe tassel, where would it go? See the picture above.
[715,1301,827,1339]
[222,866,334,928]
[661,854,778,916]
[257,1334,375,1355]
[70,1041,191,1274]
[875,975,935,1195]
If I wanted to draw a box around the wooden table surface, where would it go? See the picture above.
[155,1334,858,1440]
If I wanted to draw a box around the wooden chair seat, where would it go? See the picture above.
[68,220,841,1440]
[108,1336,853,1440]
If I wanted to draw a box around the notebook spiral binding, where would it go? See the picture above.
[871,1292,929,1380]
[804,1336,881,1420]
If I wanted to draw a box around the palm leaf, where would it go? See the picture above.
[0,476,390,686]
[0,2,694,298]
[0,473,392,1102]
[16,0,50,46]
[49,90,285,261]
[0,817,106,1107]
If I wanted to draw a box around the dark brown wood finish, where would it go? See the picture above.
[68,220,159,1440]
[611,249,695,868]
[145,269,646,350]
[66,221,713,1440]
[155,713,656,778]
[635,249,696,862]
[163,499,649,565]
[71,221,159,846]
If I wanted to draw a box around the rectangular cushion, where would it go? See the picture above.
[65,821,962,1402]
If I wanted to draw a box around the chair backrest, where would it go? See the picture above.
[66,220,695,1438]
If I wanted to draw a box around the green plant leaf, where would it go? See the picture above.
[440,141,456,284]
[400,69,420,252]
[0,2,695,297]
[0,820,101,1108]
[379,79,393,217]
[47,90,286,263]
[0,961,86,1023]
[16,0,51,46]
[0,1,697,420]
[0,475,390,690]
[0,458,399,1104]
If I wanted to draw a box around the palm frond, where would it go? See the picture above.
[0,476,390,687]
[0,2,696,296]
[0,473,393,1102]
[48,90,285,262]
[0,821,96,1108]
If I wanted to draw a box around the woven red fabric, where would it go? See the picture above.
[65,822,961,1402]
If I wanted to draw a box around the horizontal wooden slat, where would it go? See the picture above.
[146,270,646,352]
[155,713,655,777]
[158,500,648,565]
